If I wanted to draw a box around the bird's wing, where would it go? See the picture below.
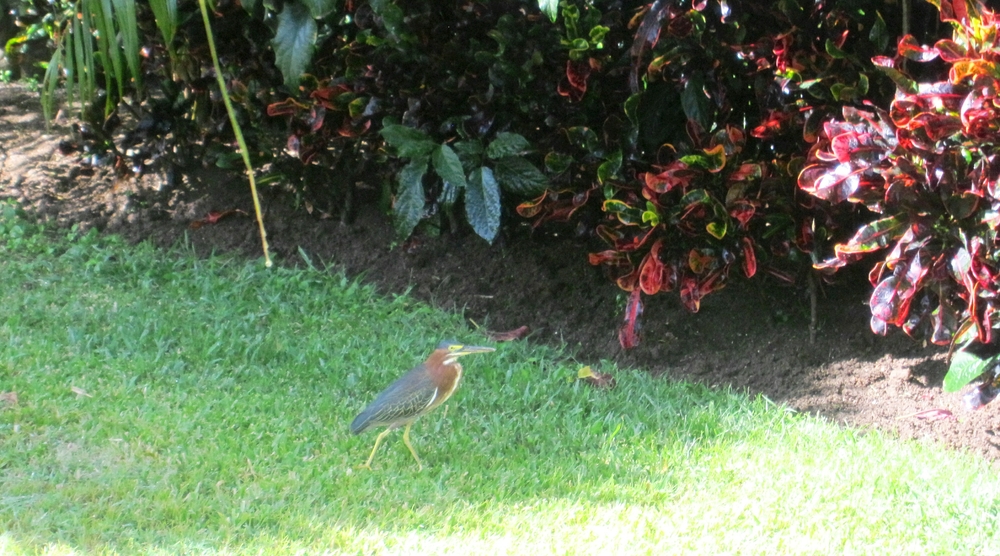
[351,369,438,432]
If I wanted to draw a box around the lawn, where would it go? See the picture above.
[1,204,998,555]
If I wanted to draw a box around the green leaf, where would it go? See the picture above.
[149,0,178,48]
[348,96,368,119]
[589,25,609,47]
[486,132,531,159]
[642,202,660,226]
[944,351,997,393]
[494,156,548,195]
[112,0,141,91]
[624,94,641,126]
[301,0,338,18]
[369,0,406,43]
[566,126,599,152]
[544,152,573,174]
[679,188,711,206]
[681,73,711,129]
[603,199,643,226]
[706,221,727,240]
[597,150,622,184]
[538,0,558,22]
[95,0,124,99]
[394,158,428,238]
[453,140,484,157]
[825,39,847,59]
[380,125,435,159]
[873,65,918,94]
[869,11,889,52]
[946,192,979,219]
[466,167,501,243]
[273,2,317,89]
[838,215,905,255]
[432,144,468,189]
[857,73,869,96]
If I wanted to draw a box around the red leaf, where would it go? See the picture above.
[337,116,371,138]
[934,39,967,62]
[910,112,963,141]
[741,237,757,278]
[309,84,352,108]
[797,163,861,204]
[871,313,889,335]
[870,267,920,330]
[938,0,971,24]
[588,250,626,266]
[190,209,248,229]
[688,249,715,275]
[729,201,755,228]
[517,188,593,226]
[515,192,548,219]
[558,60,592,102]
[618,289,643,349]
[639,240,665,295]
[266,98,305,117]
[727,162,763,183]
[613,227,658,253]
[643,161,698,194]
[750,109,790,139]
[666,14,693,38]
[897,35,940,62]
[679,275,702,312]
[616,266,640,291]
[834,216,906,258]
[307,107,325,132]
[951,59,998,83]
[487,326,529,342]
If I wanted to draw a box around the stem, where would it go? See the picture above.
[808,270,818,345]
[197,0,272,267]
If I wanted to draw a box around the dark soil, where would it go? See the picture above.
[4,82,1000,459]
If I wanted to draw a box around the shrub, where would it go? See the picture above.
[798,0,1000,347]
[523,0,900,347]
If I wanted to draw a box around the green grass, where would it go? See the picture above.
[1,204,999,555]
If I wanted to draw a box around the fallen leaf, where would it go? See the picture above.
[578,366,617,389]
[71,386,93,398]
[487,326,529,342]
[190,209,248,229]
[897,408,953,421]
[0,391,17,408]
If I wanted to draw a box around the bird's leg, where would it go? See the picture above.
[358,428,393,470]
[402,423,424,471]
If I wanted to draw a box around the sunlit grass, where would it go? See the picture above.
[1,204,998,555]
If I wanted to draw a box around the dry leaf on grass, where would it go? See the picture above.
[487,325,530,342]
[578,366,617,389]
[0,391,17,408]
[71,386,93,398]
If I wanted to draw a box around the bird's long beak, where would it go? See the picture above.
[455,345,495,356]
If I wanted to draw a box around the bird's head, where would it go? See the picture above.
[435,340,495,365]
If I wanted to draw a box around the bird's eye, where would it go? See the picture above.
[450,345,462,351]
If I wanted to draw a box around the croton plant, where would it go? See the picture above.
[798,0,1000,396]
[523,0,896,349]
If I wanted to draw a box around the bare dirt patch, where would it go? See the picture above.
[4,82,1000,459]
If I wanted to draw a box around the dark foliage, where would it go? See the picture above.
[32,0,1000,364]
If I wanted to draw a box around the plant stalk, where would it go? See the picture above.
[197,0,272,267]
